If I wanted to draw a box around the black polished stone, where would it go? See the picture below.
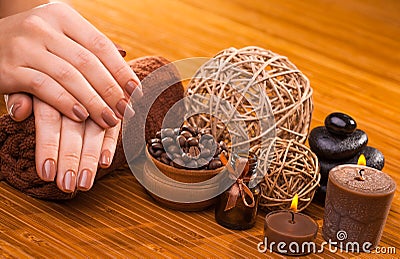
[309,126,368,160]
[325,112,357,135]
[318,146,385,185]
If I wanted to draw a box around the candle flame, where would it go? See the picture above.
[358,154,366,166]
[290,194,298,212]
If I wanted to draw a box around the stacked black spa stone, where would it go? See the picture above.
[309,112,385,204]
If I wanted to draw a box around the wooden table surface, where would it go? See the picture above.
[0,0,399,258]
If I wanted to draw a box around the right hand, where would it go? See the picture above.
[0,2,142,128]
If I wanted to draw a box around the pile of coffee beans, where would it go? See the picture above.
[148,125,228,170]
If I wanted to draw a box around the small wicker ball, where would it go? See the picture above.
[185,46,313,145]
[256,138,320,212]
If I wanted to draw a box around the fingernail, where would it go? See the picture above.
[42,159,56,181]
[113,42,126,57]
[118,49,126,57]
[116,98,128,118]
[125,80,143,100]
[100,150,111,168]
[131,84,143,102]
[63,170,76,192]
[101,108,119,127]
[73,104,89,121]
[78,169,93,190]
[9,103,21,119]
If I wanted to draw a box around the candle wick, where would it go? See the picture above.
[355,169,365,181]
[289,211,295,224]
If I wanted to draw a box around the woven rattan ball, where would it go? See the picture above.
[185,46,313,145]
[256,137,320,212]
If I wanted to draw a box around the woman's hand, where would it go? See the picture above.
[32,96,121,192]
[0,2,142,128]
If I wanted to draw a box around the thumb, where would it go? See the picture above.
[4,93,33,121]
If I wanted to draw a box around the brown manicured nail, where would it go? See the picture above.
[63,170,76,192]
[9,103,21,119]
[100,150,111,168]
[101,108,119,127]
[125,80,137,96]
[113,42,126,57]
[78,169,93,190]
[42,159,56,181]
[73,104,89,121]
[118,49,126,57]
[116,99,128,118]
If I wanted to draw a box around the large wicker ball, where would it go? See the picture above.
[256,138,320,212]
[185,46,313,145]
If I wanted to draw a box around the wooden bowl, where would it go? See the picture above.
[143,147,225,211]
[145,147,224,183]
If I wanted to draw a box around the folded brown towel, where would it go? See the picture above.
[0,56,184,200]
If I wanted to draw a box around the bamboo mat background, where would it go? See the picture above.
[0,0,399,258]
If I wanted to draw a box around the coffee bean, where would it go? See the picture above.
[187,137,199,146]
[188,146,200,158]
[180,130,192,139]
[167,145,180,155]
[214,146,222,157]
[149,138,161,145]
[161,128,175,138]
[186,159,198,169]
[173,158,185,169]
[208,159,222,169]
[151,142,164,150]
[148,146,156,157]
[161,137,174,147]
[182,125,197,136]
[174,128,180,135]
[155,131,161,139]
[181,153,191,162]
[200,128,211,135]
[197,158,209,168]
[183,146,190,153]
[173,153,182,159]
[160,152,168,160]
[219,141,228,151]
[176,135,186,147]
[161,156,171,165]
[150,148,162,158]
[200,148,211,158]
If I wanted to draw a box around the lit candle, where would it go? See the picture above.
[263,194,318,255]
[322,155,396,252]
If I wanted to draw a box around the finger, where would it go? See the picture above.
[57,116,85,193]
[44,3,142,99]
[43,33,136,119]
[77,119,105,191]
[33,97,61,181]
[21,45,122,127]
[99,121,121,168]
[4,93,33,121]
[9,67,91,124]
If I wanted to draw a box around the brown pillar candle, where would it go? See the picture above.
[322,164,396,252]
